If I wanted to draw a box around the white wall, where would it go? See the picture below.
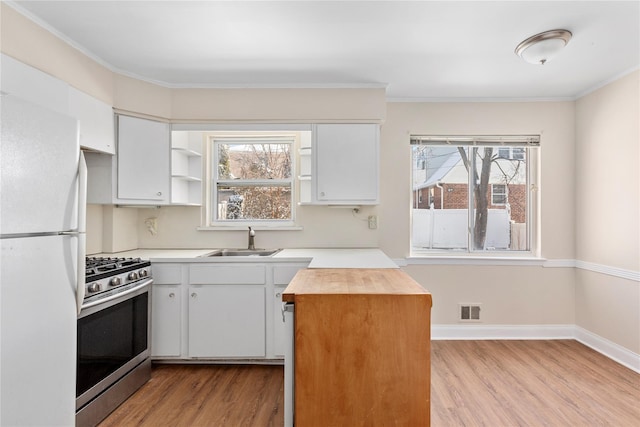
[135,205,379,250]
[86,204,103,255]
[87,205,138,254]
[575,70,640,353]
[381,101,576,259]
[405,264,575,325]
[381,101,577,327]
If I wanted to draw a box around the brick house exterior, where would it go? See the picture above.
[412,150,527,224]
[413,183,526,223]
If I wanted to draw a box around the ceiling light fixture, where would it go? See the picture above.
[515,29,572,65]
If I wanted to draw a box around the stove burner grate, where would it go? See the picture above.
[85,257,150,281]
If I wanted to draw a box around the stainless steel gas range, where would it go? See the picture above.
[76,257,153,427]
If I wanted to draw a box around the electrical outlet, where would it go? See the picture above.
[368,215,377,229]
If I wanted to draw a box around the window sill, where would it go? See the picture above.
[197,225,303,231]
[398,255,547,267]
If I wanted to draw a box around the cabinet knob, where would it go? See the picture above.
[157,191,162,196]
[191,292,197,298]
[276,292,281,297]
[169,293,175,298]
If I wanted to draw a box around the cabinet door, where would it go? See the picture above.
[314,124,379,204]
[69,87,114,154]
[188,285,266,358]
[151,285,181,357]
[117,115,170,202]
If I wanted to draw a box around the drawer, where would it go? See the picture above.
[189,264,266,285]
[151,264,182,284]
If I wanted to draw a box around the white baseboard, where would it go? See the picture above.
[431,324,574,340]
[432,324,640,374]
[574,326,640,373]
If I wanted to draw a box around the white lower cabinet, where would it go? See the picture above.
[150,264,183,358]
[151,285,182,357]
[150,261,308,361]
[188,285,266,358]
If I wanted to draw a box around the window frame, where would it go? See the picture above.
[203,132,298,228]
[409,135,540,258]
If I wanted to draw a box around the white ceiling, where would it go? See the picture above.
[8,1,640,101]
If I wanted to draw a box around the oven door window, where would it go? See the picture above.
[76,292,148,397]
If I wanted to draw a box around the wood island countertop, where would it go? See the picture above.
[284,267,432,426]
[282,268,430,303]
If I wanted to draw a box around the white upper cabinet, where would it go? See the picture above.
[117,115,171,203]
[86,115,171,205]
[307,123,379,205]
[1,55,114,154]
[0,54,69,115]
[68,87,115,154]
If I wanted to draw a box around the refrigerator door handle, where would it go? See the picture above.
[76,233,86,314]
[76,151,88,314]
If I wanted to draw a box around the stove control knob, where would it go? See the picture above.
[110,277,121,287]
[88,283,101,293]
[128,272,139,281]
[139,269,148,278]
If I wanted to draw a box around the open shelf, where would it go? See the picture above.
[171,131,203,206]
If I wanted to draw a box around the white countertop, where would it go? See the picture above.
[90,248,398,269]
[275,248,398,269]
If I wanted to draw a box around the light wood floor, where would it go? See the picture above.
[99,340,639,427]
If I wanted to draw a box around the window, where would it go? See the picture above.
[491,183,508,205]
[410,135,539,255]
[497,147,511,159]
[512,148,525,160]
[498,147,525,160]
[207,134,295,225]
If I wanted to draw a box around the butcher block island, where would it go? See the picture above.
[283,268,432,427]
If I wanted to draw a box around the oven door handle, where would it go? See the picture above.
[81,278,153,310]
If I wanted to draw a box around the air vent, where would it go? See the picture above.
[459,304,481,322]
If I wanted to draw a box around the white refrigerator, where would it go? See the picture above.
[1,95,86,426]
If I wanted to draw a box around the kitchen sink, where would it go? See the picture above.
[203,248,282,257]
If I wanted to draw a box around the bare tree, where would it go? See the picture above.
[458,147,493,250]
[226,143,291,220]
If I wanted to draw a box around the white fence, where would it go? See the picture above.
[412,209,521,250]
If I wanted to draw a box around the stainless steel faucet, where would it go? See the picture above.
[248,226,256,250]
